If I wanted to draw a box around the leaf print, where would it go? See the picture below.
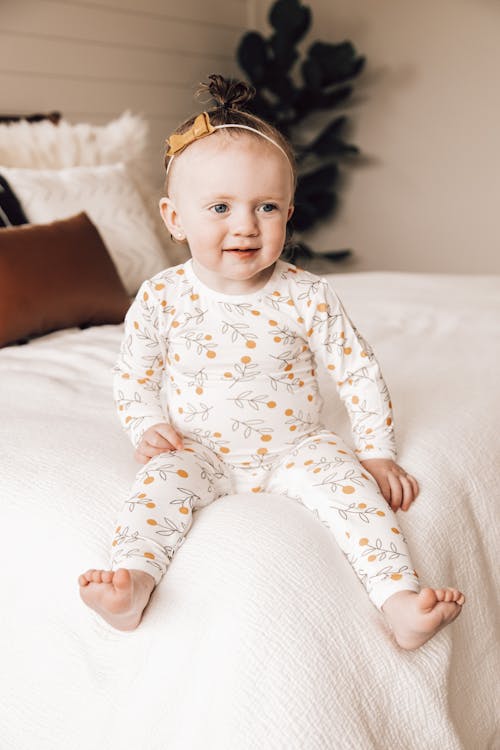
[182,332,218,357]
[184,307,207,326]
[123,333,133,358]
[186,367,208,390]
[174,487,201,504]
[198,452,228,482]
[226,362,259,388]
[268,373,302,393]
[184,403,213,423]
[231,418,272,440]
[296,278,322,302]
[190,428,230,454]
[220,301,253,316]
[154,517,187,537]
[135,326,159,350]
[229,392,268,410]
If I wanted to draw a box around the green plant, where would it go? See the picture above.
[237,0,365,263]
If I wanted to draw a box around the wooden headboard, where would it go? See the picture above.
[0,112,61,125]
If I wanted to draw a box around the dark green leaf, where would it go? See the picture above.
[301,58,322,90]
[306,117,359,157]
[306,41,365,85]
[269,0,311,45]
[292,190,338,231]
[270,32,299,72]
[297,164,339,194]
[237,32,269,84]
[297,84,353,113]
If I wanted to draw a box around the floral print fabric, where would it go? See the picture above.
[110,260,419,609]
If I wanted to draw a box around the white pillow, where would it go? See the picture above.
[1,163,168,295]
[0,111,186,269]
[0,111,148,173]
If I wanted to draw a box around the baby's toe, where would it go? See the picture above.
[416,587,439,613]
[101,570,114,583]
[434,588,446,601]
[91,570,104,583]
[443,589,454,602]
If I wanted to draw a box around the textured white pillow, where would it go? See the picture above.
[1,163,168,295]
[0,112,149,173]
[0,111,187,269]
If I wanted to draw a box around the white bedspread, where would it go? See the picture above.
[1,272,498,750]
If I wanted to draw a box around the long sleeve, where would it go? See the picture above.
[113,279,167,448]
[304,278,397,461]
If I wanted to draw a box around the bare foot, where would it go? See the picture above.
[78,568,155,631]
[382,587,465,650]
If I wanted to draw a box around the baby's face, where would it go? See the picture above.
[160,133,294,294]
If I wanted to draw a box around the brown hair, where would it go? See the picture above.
[164,74,297,194]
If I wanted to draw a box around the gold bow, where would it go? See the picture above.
[165,112,216,156]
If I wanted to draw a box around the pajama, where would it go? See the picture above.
[111,259,420,610]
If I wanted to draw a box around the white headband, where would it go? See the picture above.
[165,112,292,177]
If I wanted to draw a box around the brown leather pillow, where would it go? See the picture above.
[0,212,130,347]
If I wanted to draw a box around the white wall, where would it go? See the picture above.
[2,0,499,274]
[0,0,250,187]
[254,0,500,274]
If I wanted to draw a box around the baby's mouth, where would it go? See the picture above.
[224,247,259,253]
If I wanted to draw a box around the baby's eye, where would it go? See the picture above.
[259,203,277,213]
[210,204,228,214]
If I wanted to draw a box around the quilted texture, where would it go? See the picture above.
[0,163,168,295]
[0,272,498,750]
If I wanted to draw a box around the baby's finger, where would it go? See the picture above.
[134,447,151,464]
[143,442,177,458]
[399,475,415,511]
[153,424,184,451]
[387,471,403,511]
[407,474,419,497]
[370,473,391,504]
[145,431,172,449]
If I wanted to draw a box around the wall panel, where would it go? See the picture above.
[0,0,253,187]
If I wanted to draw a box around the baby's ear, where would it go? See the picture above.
[159,197,180,234]
[287,205,295,221]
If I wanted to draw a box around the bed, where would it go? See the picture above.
[0,115,499,750]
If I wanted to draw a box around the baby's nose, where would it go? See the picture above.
[232,208,259,236]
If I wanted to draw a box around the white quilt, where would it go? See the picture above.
[1,271,498,750]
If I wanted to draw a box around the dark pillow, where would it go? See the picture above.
[0,174,28,227]
[0,212,130,347]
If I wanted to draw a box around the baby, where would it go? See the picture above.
[79,74,464,649]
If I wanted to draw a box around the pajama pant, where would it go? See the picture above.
[110,430,420,611]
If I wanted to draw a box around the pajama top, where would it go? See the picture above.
[113,259,396,468]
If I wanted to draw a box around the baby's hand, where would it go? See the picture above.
[135,422,184,464]
[359,458,419,512]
